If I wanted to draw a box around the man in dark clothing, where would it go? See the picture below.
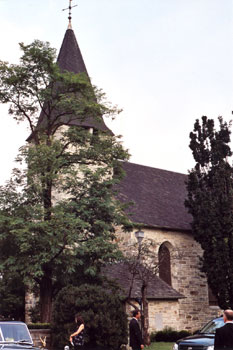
[129,310,144,350]
[214,309,233,350]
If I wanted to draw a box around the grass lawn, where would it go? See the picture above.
[147,342,174,350]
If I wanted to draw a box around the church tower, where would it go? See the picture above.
[27,0,112,142]
[55,26,112,133]
[25,2,114,324]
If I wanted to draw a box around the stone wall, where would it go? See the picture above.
[149,300,180,331]
[29,329,51,349]
[25,225,221,334]
[117,228,221,332]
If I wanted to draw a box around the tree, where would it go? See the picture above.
[185,115,233,309]
[52,283,128,350]
[0,271,25,320]
[0,211,25,320]
[122,239,160,346]
[0,40,131,322]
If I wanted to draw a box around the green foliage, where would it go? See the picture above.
[52,283,128,350]
[150,327,191,342]
[177,330,192,339]
[28,301,41,323]
[0,271,25,320]
[28,323,50,329]
[0,40,132,322]
[186,116,233,309]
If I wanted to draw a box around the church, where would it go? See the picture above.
[26,10,220,333]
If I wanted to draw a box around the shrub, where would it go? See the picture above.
[150,331,157,342]
[178,330,192,339]
[28,323,50,329]
[0,273,25,321]
[52,283,128,350]
[150,327,192,342]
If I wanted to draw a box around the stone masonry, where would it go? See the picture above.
[117,228,220,332]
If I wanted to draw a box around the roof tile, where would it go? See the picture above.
[116,162,192,231]
[103,262,184,300]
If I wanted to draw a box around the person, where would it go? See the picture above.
[129,309,144,350]
[69,314,85,350]
[214,309,233,350]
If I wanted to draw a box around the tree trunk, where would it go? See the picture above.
[40,270,53,323]
[40,177,53,323]
[142,284,150,346]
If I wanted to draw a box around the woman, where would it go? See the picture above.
[69,314,85,350]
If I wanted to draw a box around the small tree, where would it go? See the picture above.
[52,283,128,350]
[185,116,233,309]
[0,40,131,322]
[123,239,160,346]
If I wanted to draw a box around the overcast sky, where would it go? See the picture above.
[0,0,233,184]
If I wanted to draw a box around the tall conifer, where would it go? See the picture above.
[185,116,233,308]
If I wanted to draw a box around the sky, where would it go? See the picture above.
[0,0,233,184]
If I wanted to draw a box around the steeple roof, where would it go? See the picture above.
[54,28,113,133]
[57,28,88,75]
[27,27,112,141]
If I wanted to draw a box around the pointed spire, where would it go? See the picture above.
[62,0,78,30]
[55,26,113,134]
[57,27,88,75]
[27,21,113,141]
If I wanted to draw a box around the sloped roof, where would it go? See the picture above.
[27,28,112,141]
[57,28,88,75]
[103,262,184,300]
[116,162,192,231]
[54,28,112,133]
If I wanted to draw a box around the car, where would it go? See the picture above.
[0,321,41,350]
[173,316,224,350]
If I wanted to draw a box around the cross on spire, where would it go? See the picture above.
[62,0,78,29]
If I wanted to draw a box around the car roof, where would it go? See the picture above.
[0,321,26,324]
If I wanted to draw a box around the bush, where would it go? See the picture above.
[28,323,50,329]
[0,273,25,321]
[178,330,192,339]
[52,283,128,350]
[150,327,191,342]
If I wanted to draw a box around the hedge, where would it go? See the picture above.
[150,327,191,342]
[28,323,50,329]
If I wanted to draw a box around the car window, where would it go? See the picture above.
[200,318,225,334]
[0,323,32,343]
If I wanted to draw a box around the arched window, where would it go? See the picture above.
[158,243,172,286]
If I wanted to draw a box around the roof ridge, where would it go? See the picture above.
[123,161,187,176]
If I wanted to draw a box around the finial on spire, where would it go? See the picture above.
[62,0,78,29]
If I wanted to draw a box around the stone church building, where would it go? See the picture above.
[27,18,220,333]
[114,163,220,332]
